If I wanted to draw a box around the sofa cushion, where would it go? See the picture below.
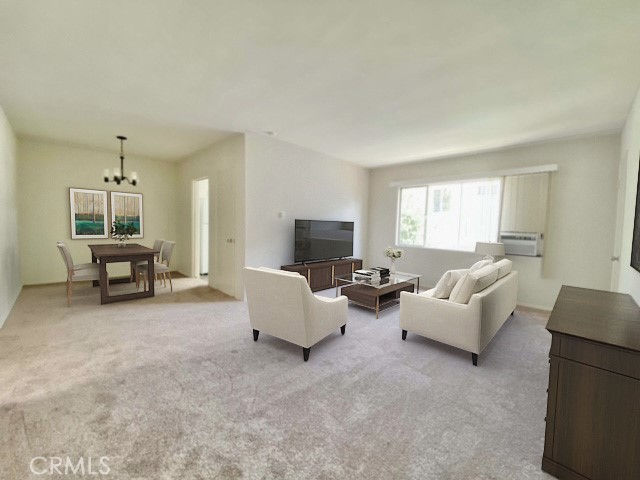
[494,259,512,279]
[433,269,469,299]
[450,264,499,304]
[470,259,493,271]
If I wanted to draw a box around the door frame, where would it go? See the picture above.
[191,177,209,278]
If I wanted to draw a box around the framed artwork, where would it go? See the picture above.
[632,155,640,272]
[69,188,109,239]
[110,192,144,238]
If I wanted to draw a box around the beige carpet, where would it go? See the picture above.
[0,278,554,479]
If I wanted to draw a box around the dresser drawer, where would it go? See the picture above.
[558,335,640,380]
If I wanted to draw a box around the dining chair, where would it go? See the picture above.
[56,241,101,306]
[131,239,164,282]
[135,241,176,292]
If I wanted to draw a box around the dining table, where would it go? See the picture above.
[88,243,160,304]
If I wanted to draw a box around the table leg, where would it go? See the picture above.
[376,296,379,319]
[92,252,99,287]
[417,278,420,294]
[148,256,155,297]
[99,261,109,304]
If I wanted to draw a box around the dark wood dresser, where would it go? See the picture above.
[543,286,640,480]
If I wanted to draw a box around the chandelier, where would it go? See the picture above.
[103,135,138,186]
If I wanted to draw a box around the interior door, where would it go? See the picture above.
[199,192,209,275]
[213,166,235,296]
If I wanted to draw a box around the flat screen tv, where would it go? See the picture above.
[295,220,354,263]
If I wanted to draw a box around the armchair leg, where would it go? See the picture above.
[168,272,173,292]
[402,329,407,340]
[252,329,259,341]
[303,347,310,362]
[472,353,478,366]
[340,324,346,335]
[511,310,515,316]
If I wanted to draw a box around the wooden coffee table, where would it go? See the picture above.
[335,272,422,318]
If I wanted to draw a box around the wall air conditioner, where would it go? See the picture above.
[499,231,543,257]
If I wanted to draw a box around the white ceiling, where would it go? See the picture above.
[1,1,639,166]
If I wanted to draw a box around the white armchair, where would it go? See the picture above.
[244,267,348,361]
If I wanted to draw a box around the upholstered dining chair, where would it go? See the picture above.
[135,241,176,292]
[131,239,164,282]
[56,241,101,306]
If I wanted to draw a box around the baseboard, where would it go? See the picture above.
[0,284,22,329]
[516,302,552,312]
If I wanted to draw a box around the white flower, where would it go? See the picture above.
[383,247,404,259]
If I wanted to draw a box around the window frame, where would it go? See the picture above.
[395,177,504,252]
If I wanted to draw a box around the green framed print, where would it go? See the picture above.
[110,191,144,238]
[69,188,109,239]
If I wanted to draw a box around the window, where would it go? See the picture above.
[397,178,502,251]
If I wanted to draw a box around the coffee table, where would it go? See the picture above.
[335,272,422,318]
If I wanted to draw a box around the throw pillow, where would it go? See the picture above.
[493,259,513,279]
[471,264,499,294]
[449,273,476,304]
[450,264,499,304]
[470,259,493,271]
[433,269,469,299]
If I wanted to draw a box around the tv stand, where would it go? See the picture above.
[282,258,363,292]
[300,257,347,267]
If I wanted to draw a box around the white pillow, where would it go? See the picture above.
[433,269,469,299]
[450,265,499,304]
[471,264,499,294]
[470,259,493,271]
[493,259,512,279]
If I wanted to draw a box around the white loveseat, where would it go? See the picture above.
[399,268,518,366]
[244,267,348,361]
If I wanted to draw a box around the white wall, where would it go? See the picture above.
[369,134,620,310]
[175,135,245,299]
[17,138,179,284]
[616,85,640,302]
[0,106,21,328]
[244,133,369,270]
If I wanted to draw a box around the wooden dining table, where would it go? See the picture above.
[88,243,160,304]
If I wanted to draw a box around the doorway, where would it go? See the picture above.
[193,178,209,279]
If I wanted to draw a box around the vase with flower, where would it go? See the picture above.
[383,246,404,274]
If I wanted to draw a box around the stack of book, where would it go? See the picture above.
[371,267,390,277]
[354,269,381,281]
